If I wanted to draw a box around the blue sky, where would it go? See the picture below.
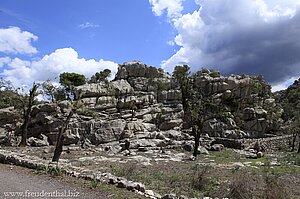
[0,0,181,65]
[1,0,300,91]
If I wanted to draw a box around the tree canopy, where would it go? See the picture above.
[0,78,23,109]
[89,69,111,83]
[59,72,86,100]
[59,72,86,88]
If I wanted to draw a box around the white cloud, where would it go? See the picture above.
[78,22,100,29]
[166,40,175,46]
[0,57,11,67]
[149,0,185,19]
[0,26,38,55]
[2,48,118,87]
[271,77,298,92]
[157,0,300,85]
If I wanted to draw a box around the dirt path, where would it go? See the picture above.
[0,163,109,199]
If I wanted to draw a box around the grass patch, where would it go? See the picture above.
[35,165,63,177]
[107,162,222,197]
[210,149,242,163]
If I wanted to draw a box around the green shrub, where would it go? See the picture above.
[190,165,210,191]
[209,71,220,78]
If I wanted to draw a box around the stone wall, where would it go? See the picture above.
[245,134,295,152]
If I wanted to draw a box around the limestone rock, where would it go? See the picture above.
[0,107,21,126]
[90,120,126,145]
[27,134,49,147]
[162,193,177,199]
[63,129,80,145]
[198,146,209,155]
[210,144,224,151]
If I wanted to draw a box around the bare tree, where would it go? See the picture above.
[52,110,74,162]
[19,82,39,147]
[52,93,82,162]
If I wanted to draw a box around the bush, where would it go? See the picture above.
[209,71,220,78]
[190,165,210,191]
[265,174,288,199]
[227,170,256,199]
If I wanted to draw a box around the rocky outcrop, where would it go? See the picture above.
[192,69,282,138]
[0,62,286,148]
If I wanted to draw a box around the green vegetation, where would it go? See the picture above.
[104,154,299,198]
[281,82,300,121]
[209,71,220,78]
[76,108,99,118]
[35,165,63,177]
[59,72,86,100]
[41,79,67,102]
[173,65,190,112]
[59,72,86,87]
[0,78,23,109]
[89,69,111,83]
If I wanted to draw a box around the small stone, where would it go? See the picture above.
[121,149,131,156]
[179,195,189,199]
[211,144,224,151]
[116,180,127,188]
[133,182,145,192]
[198,146,209,155]
[189,155,196,161]
[162,193,177,199]
[249,149,256,153]
[255,161,264,166]
[232,162,245,169]
[246,153,257,159]
[257,151,263,158]
[138,147,148,152]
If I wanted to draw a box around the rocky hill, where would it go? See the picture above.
[0,62,289,149]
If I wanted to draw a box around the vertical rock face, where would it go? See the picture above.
[191,69,282,138]
[0,62,285,147]
[71,61,184,145]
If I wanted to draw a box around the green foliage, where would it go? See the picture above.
[209,71,220,78]
[190,165,210,191]
[41,79,67,102]
[90,177,98,188]
[173,65,190,87]
[35,165,62,176]
[0,78,23,109]
[89,69,111,83]
[281,86,300,121]
[59,72,86,89]
[222,93,239,112]
[76,108,99,118]
[59,72,86,100]
[173,65,191,112]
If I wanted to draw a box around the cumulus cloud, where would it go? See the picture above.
[0,57,11,67]
[152,0,300,89]
[78,22,100,29]
[0,26,38,54]
[2,48,118,87]
[149,0,185,19]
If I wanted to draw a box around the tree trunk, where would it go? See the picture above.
[19,83,39,147]
[193,125,200,157]
[19,113,29,147]
[291,132,297,152]
[297,134,300,153]
[52,110,73,162]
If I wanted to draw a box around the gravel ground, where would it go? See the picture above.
[0,163,109,199]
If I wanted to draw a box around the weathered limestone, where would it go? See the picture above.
[0,62,285,149]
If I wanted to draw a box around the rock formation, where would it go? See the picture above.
[0,61,286,149]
